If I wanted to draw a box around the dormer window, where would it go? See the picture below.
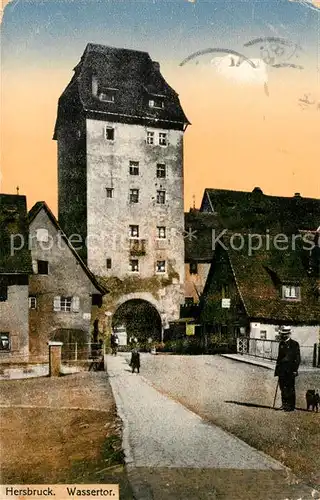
[98,87,117,103]
[282,285,301,301]
[149,97,164,109]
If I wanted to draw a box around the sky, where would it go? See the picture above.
[1,0,319,213]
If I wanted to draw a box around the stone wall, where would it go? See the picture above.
[0,282,29,363]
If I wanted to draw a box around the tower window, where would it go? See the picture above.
[105,127,115,141]
[29,296,37,309]
[129,161,139,176]
[156,164,166,178]
[129,189,139,204]
[189,262,198,275]
[106,188,114,199]
[156,190,166,204]
[149,97,164,109]
[129,259,139,272]
[0,333,10,351]
[146,131,155,145]
[129,225,139,238]
[159,133,168,146]
[37,260,49,275]
[157,226,166,239]
[99,88,116,103]
[106,258,112,270]
[156,260,166,273]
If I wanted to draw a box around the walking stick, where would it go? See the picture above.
[273,379,279,409]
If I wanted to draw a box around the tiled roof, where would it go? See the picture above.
[54,43,189,137]
[227,236,320,323]
[0,194,32,274]
[201,188,320,233]
[186,188,320,262]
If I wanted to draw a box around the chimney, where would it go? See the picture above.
[294,192,301,198]
[153,61,160,72]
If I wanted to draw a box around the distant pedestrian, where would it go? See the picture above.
[111,332,119,356]
[274,326,300,412]
[130,347,140,374]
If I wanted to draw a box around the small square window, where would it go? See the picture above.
[106,258,112,270]
[106,188,113,199]
[156,190,166,204]
[0,286,8,302]
[129,161,139,176]
[105,127,115,141]
[130,189,139,203]
[157,226,166,239]
[260,330,267,340]
[282,285,300,300]
[189,262,198,275]
[146,131,155,145]
[156,260,166,273]
[129,259,139,272]
[159,132,168,146]
[0,332,10,351]
[29,296,37,309]
[129,225,139,238]
[37,260,48,275]
[156,164,166,178]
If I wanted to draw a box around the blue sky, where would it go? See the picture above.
[2,0,319,70]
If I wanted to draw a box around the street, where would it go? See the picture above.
[106,353,320,499]
[138,353,320,488]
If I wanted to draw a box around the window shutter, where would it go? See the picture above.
[32,260,38,274]
[53,296,61,312]
[72,296,80,312]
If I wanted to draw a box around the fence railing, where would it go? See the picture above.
[61,343,105,362]
[237,337,320,367]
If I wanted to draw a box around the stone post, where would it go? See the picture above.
[48,341,63,377]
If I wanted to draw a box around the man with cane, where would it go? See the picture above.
[274,326,301,412]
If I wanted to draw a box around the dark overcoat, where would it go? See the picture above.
[131,350,140,368]
[275,338,301,377]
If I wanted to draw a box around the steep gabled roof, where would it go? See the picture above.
[0,194,32,274]
[54,43,189,138]
[28,202,108,295]
[226,236,320,323]
[200,187,320,233]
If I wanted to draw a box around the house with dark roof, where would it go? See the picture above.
[184,187,320,305]
[200,234,320,363]
[0,194,32,363]
[28,202,107,360]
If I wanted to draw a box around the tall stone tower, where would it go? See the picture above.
[54,43,190,338]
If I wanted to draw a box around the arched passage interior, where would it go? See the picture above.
[112,299,162,342]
